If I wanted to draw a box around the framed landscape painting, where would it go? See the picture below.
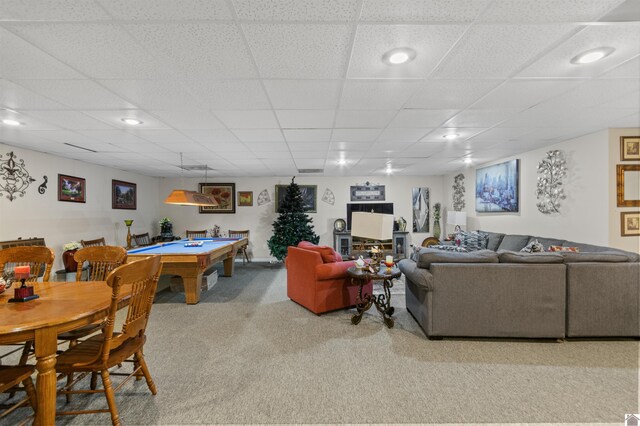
[275,185,317,213]
[475,159,520,212]
[620,136,640,161]
[621,211,640,237]
[238,191,253,207]
[199,183,236,214]
[112,180,136,210]
[58,174,86,203]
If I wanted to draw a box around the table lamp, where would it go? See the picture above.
[447,211,467,234]
[124,219,133,249]
[351,212,394,270]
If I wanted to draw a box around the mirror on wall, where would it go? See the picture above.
[617,164,640,207]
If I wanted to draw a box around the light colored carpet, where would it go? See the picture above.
[3,262,639,425]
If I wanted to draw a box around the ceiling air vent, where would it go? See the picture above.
[297,169,324,174]
[179,165,215,171]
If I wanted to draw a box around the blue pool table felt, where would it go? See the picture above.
[128,238,241,255]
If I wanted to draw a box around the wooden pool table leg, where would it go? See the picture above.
[223,255,235,277]
[183,273,202,304]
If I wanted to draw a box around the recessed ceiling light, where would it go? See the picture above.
[382,47,416,65]
[570,47,615,65]
[337,159,346,165]
[121,118,143,125]
[463,158,472,164]
[2,119,22,126]
[443,134,459,140]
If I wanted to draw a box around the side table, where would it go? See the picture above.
[347,265,402,328]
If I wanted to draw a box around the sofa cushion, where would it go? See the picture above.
[497,234,530,252]
[478,231,506,251]
[528,236,566,249]
[563,240,640,262]
[561,251,631,263]
[498,250,564,264]
[430,245,468,252]
[297,241,339,263]
[417,248,498,269]
[456,231,489,251]
[398,259,433,290]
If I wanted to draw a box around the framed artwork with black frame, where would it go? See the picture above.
[58,174,86,203]
[112,179,136,210]
[275,184,317,213]
[620,136,640,161]
[199,183,236,214]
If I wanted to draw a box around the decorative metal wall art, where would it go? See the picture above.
[321,188,335,205]
[350,182,385,201]
[452,173,465,211]
[38,175,48,194]
[257,189,271,206]
[0,151,36,201]
[412,187,430,232]
[536,150,567,214]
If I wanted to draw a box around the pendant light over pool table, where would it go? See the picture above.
[164,153,219,207]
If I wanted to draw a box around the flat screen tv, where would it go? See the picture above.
[346,203,393,231]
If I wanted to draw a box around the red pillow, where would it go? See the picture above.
[297,241,339,263]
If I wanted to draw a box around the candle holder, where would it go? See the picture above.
[8,267,39,302]
[124,219,134,249]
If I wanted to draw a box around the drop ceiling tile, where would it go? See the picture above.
[376,127,431,142]
[276,110,334,128]
[433,24,577,78]
[183,80,271,110]
[233,0,359,20]
[400,141,448,156]
[0,80,66,110]
[600,56,640,78]
[466,127,531,142]
[329,141,371,151]
[7,23,172,79]
[479,0,623,23]
[149,109,225,130]
[181,129,239,143]
[243,24,352,78]
[389,109,458,127]
[0,111,59,129]
[598,91,640,109]
[293,159,325,169]
[216,110,279,129]
[128,129,193,145]
[98,80,204,111]
[126,23,257,79]
[290,150,329,158]
[0,0,112,20]
[283,129,332,142]
[197,142,249,153]
[98,0,233,20]
[24,111,116,130]
[263,80,341,109]
[110,140,171,153]
[334,110,397,128]
[331,129,381,142]
[340,81,423,110]
[518,24,640,78]
[608,112,640,127]
[18,130,100,146]
[405,80,502,109]
[155,140,208,153]
[543,79,639,110]
[444,109,517,128]
[76,129,156,146]
[348,24,467,79]
[82,110,171,129]
[360,0,490,22]
[471,79,582,109]
[14,80,136,110]
[288,142,329,152]
[245,142,289,152]
[231,129,284,142]
[420,127,487,142]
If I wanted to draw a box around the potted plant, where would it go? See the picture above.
[62,241,82,272]
[159,217,173,237]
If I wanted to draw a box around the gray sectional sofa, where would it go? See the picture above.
[398,232,640,340]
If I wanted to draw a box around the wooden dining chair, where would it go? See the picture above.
[132,233,152,247]
[185,230,207,239]
[0,246,55,366]
[0,365,37,424]
[81,237,106,247]
[56,255,161,426]
[228,230,250,264]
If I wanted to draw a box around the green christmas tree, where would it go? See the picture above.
[268,177,319,261]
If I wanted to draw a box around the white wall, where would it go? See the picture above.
[158,175,445,261]
[0,143,161,271]
[443,129,617,248]
[608,128,640,253]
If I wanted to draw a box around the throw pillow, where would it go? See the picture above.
[430,245,468,252]
[297,241,339,263]
[456,231,489,251]
[520,239,544,253]
[548,245,580,252]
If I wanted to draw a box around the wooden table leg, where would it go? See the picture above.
[223,254,235,277]
[34,327,58,426]
[183,273,202,305]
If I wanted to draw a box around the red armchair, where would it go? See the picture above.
[286,242,373,314]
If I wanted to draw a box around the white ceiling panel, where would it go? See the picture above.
[290,150,329,158]
[334,110,397,128]
[479,0,623,23]
[215,110,279,129]
[24,111,116,130]
[360,0,490,22]
[389,109,458,128]
[81,110,171,129]
[420,127,487,142]
[126,129,193,144]
[0,111,59,129]
[181,129,239,143]
[231,129,284,142]
[76,129,157,146]
[600,56,640,78]
[98,80,204,111]
[245,142,289,152]
[330,142,371,152]
[126,23,257,79]
[16,130,103,147]
[263,80,341,110]
[331,129,381,142]
[98,0,233,20]
[405,79,501,109]
[283,129,332,142]
[518,24,640,78]
[376,127,431,142]
[466,127,531,141]
[471,79,582,109]
[149,109,224,130]
[433,24,577,78]
[276,110,335,128]
[348,24,467,79]
[340,81,423,110]
[0,79,65,110]
[7,23,172,79]
[233,0,360,21]
[444,109,517,128]
[109,140,171,153]
[293,159,325,169]
[0,0,111,21]
[542,79,639,111]
[599,91,640,110]
[243,24,352,79]
[183,80,271,110]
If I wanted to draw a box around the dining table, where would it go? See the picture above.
[0,281,130,425]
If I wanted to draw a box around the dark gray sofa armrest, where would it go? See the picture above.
[398,259,433,291]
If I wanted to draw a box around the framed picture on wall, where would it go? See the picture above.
[58,174,86,203]
[475,159,520,213]
[275,184,317,213]
[238,191,253,207]
[621,211,640,236]
[112,180,137,209]
[620,136,640,161]
[199,183,236,213]
[616,164,640,207]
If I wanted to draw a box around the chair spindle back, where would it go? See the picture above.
[74,246,127,282]
[0,246,55,283]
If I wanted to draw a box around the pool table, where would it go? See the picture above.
[127,237,248,304]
